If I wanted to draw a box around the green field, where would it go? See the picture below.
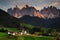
[0,27,19,32]
[17,35,57,40]
[0,32,17,40]
[0,32,57,40]
[0,27,57,40]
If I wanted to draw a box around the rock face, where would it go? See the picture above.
[7,5,44,18]
[7,5,60,19]
[34,11,45,18]
[40,6,60,18]
[7,5,21,18]
[20,5,36,16]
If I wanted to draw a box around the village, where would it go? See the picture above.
[7,30,30,37]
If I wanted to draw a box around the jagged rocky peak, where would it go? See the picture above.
[15,5,20,9]
[23,4,29,8]
[7,4,45,19]
[21,4,36,10]
[40,6,60,18]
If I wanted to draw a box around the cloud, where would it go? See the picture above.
[51,2,59,6]
[39,0,42,3]
[0,0,60,11]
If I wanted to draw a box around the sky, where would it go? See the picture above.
[0,0,60,11]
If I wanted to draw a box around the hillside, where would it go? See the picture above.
[20,15,60,31]
[20,15,47,26]
[0,9,20,28]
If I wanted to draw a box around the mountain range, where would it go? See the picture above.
[0,5,60,31]
[7,5,60,19]
[40,6,60,18]
[7,5,45,18]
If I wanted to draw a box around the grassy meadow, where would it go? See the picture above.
[0,32,57,40]
[0,27,57,40]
